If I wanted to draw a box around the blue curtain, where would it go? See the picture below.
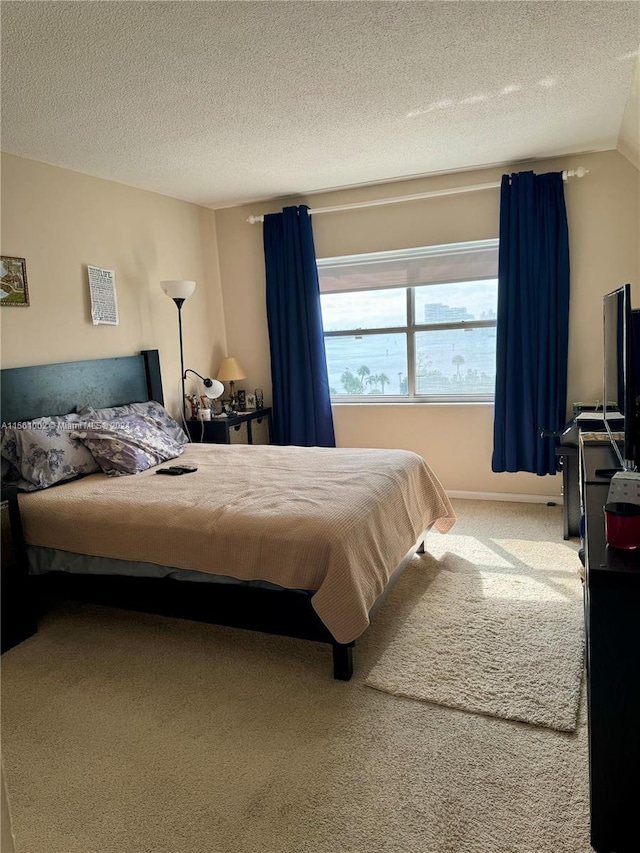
[492,171,570,476]
[263,205,336,447]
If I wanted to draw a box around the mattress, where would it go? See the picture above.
[27,544,310,592]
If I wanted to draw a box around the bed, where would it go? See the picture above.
[1,350,455,679]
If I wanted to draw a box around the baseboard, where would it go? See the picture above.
[446,490,563,504]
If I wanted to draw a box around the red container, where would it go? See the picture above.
[604,502,640,551]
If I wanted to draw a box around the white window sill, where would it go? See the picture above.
[330,399,494,407]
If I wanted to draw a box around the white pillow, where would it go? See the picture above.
[1,413,100,491]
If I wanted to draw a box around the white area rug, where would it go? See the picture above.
[365,503,585,731]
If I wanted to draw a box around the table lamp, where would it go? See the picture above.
[216,357,246,408]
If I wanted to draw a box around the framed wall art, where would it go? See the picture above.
[0,256,29,306]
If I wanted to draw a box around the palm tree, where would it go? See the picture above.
[452,354,465,377]
[357,365,371,386]
[366,372,390,394]
[340,365,371,394]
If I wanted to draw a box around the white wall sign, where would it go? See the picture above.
[88,265,119,326]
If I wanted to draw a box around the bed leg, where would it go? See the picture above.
[332,642,354,681]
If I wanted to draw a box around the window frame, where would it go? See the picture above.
[318,240,498,405]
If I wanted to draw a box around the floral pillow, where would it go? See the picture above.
[1,413,100,491]
[78,401,188,445]
[74,413,185,476]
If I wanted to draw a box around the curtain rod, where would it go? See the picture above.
[246,167,588,224]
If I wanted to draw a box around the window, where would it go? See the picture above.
[317,240,499,402]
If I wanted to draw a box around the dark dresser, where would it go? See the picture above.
[580,437,640,853]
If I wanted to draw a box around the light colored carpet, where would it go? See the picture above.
[365,504,584,731]
[1,500,591,853]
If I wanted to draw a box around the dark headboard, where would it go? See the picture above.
[1,350,163,423]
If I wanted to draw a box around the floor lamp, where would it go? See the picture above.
[161,279,196,420]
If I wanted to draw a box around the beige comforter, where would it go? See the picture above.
[19,443,455,643]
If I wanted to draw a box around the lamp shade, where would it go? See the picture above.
[161,280,196,300]
[204,379,225,400]
[216,357,247,382]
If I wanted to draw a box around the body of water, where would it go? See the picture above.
[324,327,496,396]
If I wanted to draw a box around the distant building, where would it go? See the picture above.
[424,303,473,323]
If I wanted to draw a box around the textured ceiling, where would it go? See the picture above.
[1,1,639,209]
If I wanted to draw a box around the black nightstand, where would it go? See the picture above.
[186,407,272,445]
[1,486,37,653]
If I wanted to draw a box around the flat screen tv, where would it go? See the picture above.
[602,283,639,471]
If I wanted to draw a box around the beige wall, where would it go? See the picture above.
[2,150,637,497]
[214,150,639,497]
[0,153,227,420]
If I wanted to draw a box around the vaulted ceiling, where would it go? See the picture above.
[2,1,639,208]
